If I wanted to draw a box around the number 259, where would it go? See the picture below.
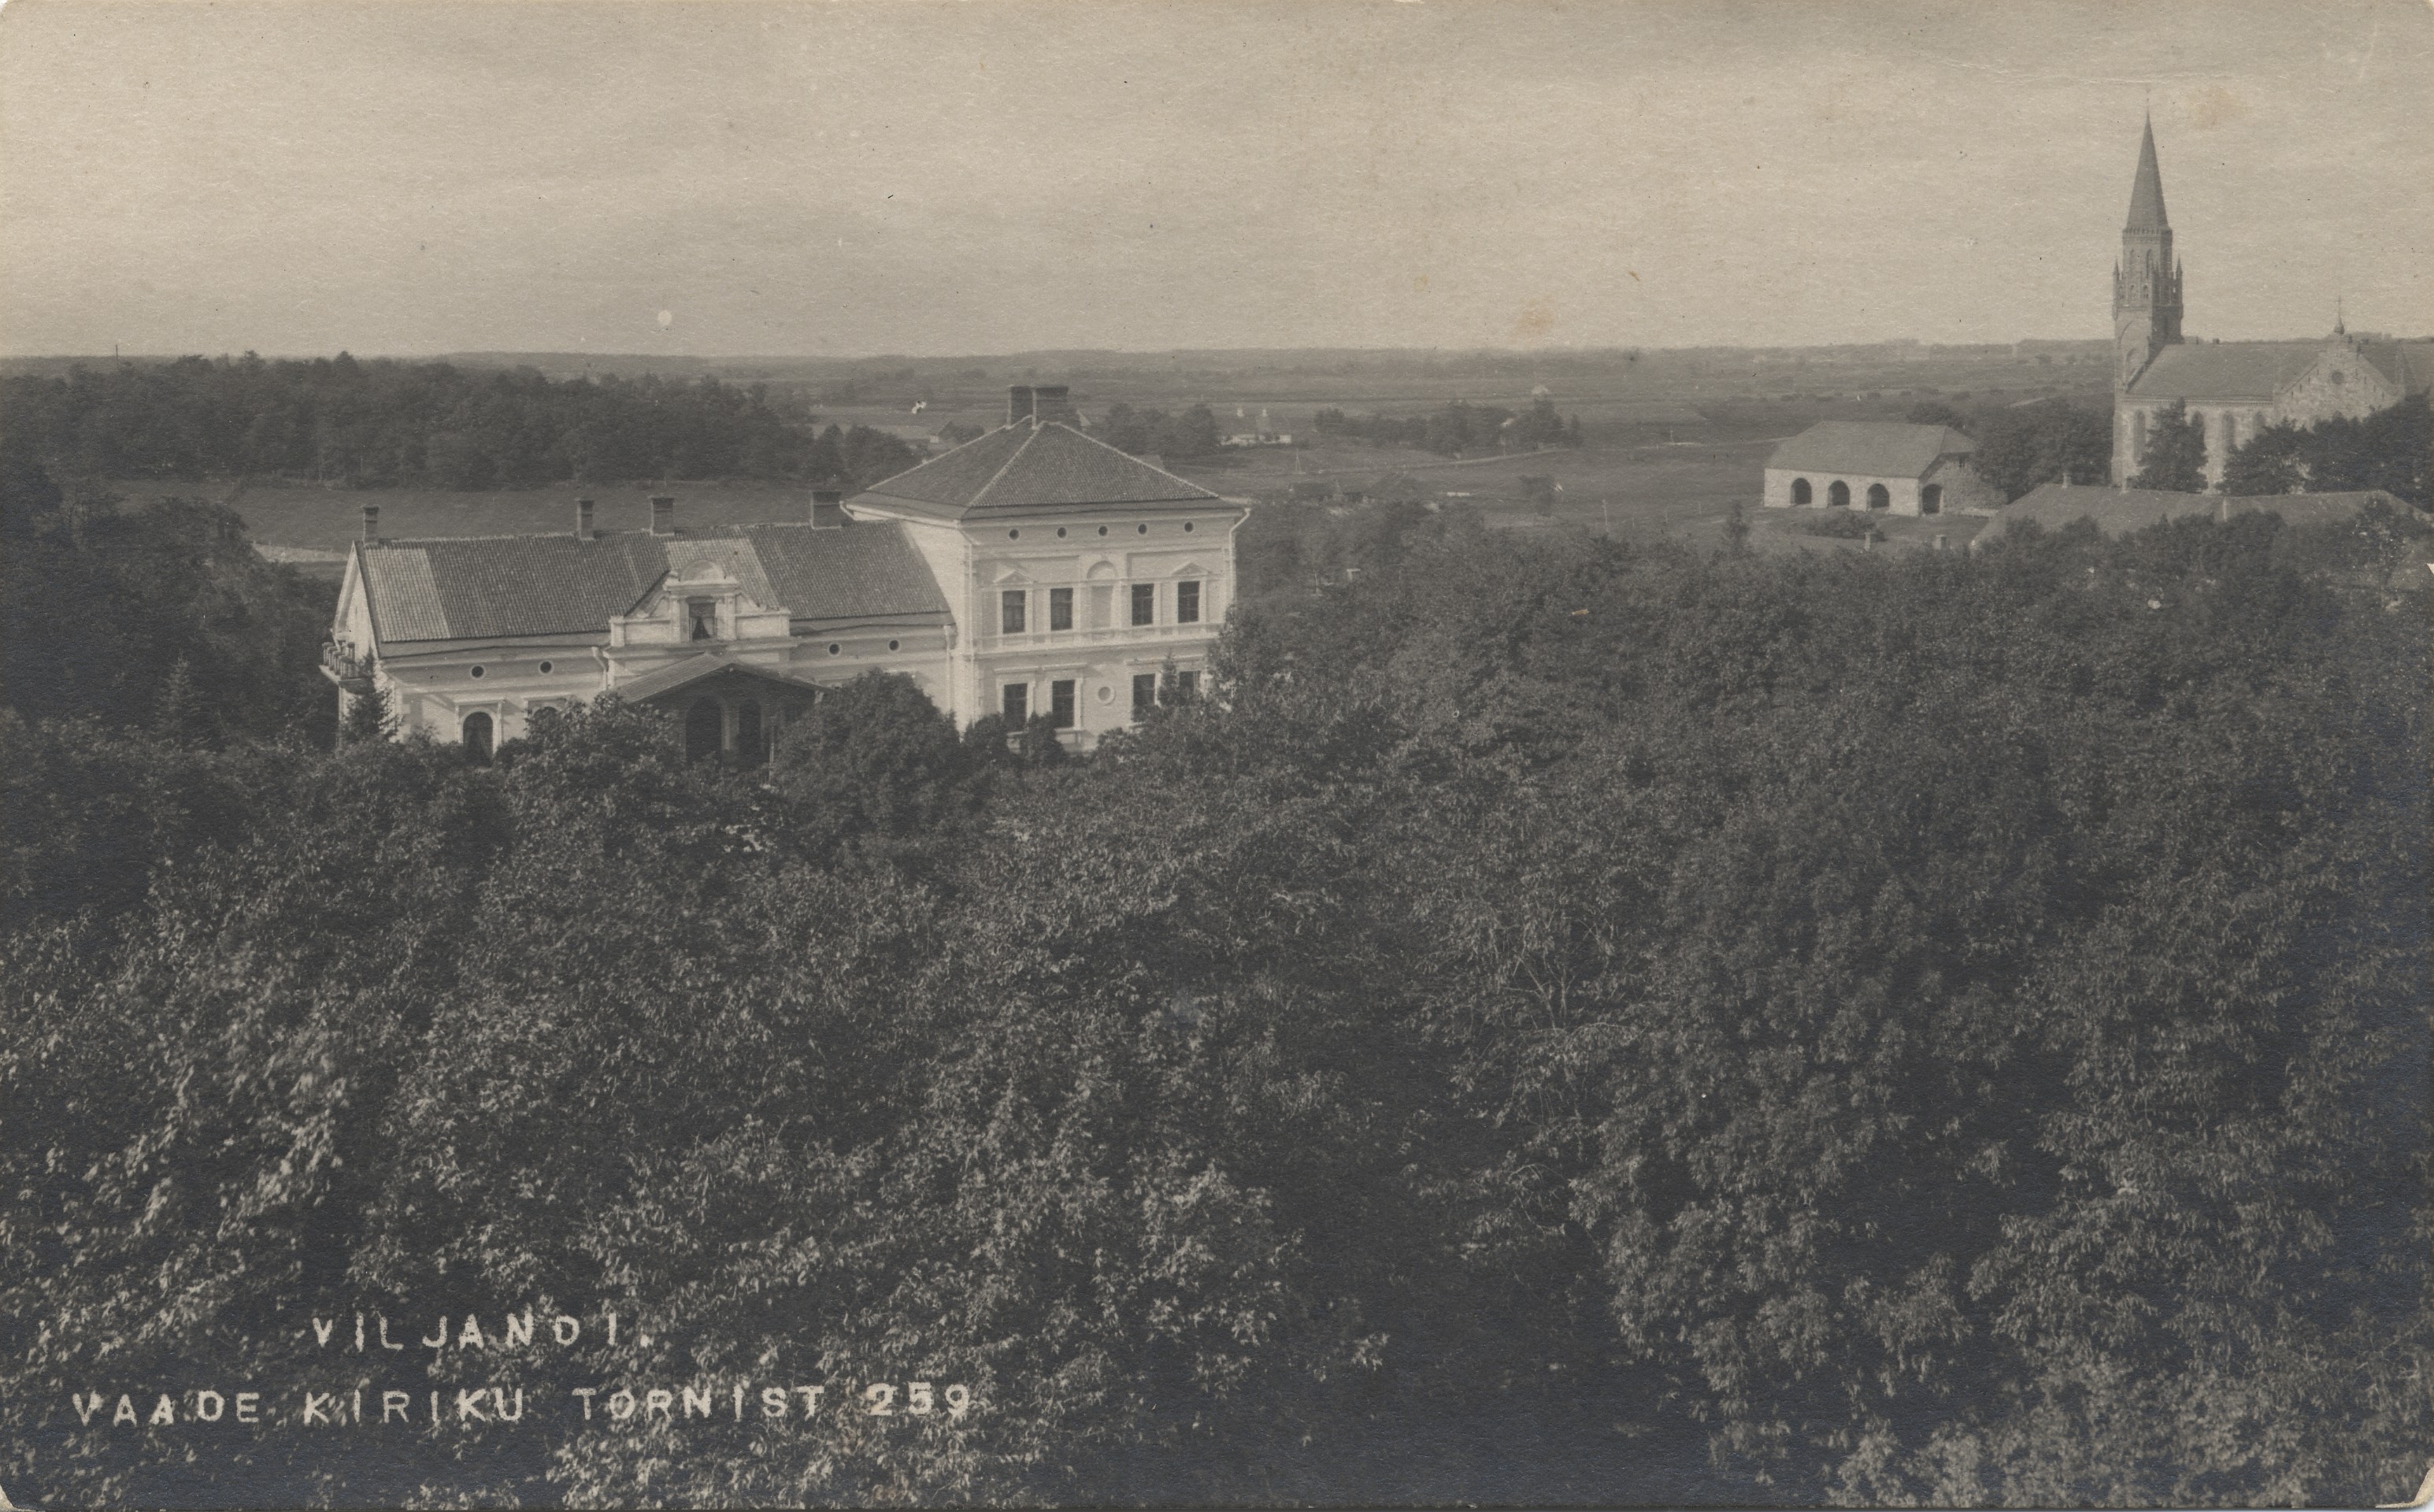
[865,1382,970,1418]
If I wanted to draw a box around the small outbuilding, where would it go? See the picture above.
[1763,421,1999,517]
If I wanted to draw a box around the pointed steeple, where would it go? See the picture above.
[2125,113,2169,232]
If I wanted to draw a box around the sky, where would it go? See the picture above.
[0,0,2427,358]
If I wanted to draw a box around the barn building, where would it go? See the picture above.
[1762,421,2001,517]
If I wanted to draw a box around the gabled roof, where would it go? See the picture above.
[2125,116,2169,232]
[356,521,949,648]
[1975,484,2417,550]
[2125,339,2434,403]
[612,653,835,705]
[1765,421,1976,480]
[2127,342,2325,402]
[849,417,1221,521]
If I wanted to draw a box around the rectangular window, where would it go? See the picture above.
[1001,590,1026,635]
[1131,583,1155,626]
[1176,670,1199,701]
[1002,683,1028,724]
[1049,587,1073,631]
[687,598,718,640]
[1176,580,1200,624]
[1132,673,1157,713]
[1050,680,1076,729]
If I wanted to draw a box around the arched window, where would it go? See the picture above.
[735,700,765,768]
[1865,483,1891,510]
[461,710,494,762]
[1791,477,1813,505]
[1920,484,1943,515]
[685,698,724,763]
[1827,480,1851,508]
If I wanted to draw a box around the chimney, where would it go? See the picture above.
[576,497,595,540]
[1031,384,1076,425]
[1006,384,1035,424]
[650,495,676,536]
[811,489,847,528]
[360,503,380,543]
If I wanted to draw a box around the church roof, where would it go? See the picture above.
[354,521,949,648]
[848,417,1221,521]
[1975,484,2417,550]
[2125,117,2169,232]
[1765,421,1976,480]
[2125,339,2434,402]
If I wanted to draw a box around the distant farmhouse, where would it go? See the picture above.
[326,386,1243,760]
[1762,421,2002,517]
[1221,407,1292,448]
[2110,117,2432,487]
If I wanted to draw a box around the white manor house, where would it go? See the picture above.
[325,386,1245,759]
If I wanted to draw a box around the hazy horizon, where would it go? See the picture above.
[3,0,2427,360]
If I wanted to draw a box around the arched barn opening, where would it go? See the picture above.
[1791,477,1813,505]
[1920,484,1943,515]
[1828,480,1851,507]
[1866,484,1891,510]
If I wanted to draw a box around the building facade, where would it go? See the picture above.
[325,387,1245,758]
[2110,117,2432,487]
[1762,421,2001,517]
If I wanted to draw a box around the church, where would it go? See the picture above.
[324,386,1243,760]
[2110,117,2431,487]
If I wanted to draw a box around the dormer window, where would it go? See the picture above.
[688,598,718,640]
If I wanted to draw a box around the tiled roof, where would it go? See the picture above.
[2127,339,2434,402]
[850,418,1221,521]
[357,521,948,647]
[2128,342,2323,402]
[1765,422,1976,480]
[2125,117,2169,232]
[1975,484,2417,549]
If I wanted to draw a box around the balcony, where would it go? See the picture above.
[982,620,1217,654]
[320,641,372,687]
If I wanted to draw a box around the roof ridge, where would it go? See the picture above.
[965,418,1043,511]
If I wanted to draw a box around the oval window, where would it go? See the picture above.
[469,665,485,679]
[827,643,842,656]
[1056,527,1068,537]
[1136,523,1148,535]
[887,639,900,651]
[1097,525,1109,536]
[1008,528,1020,539]
[537,660,554,674]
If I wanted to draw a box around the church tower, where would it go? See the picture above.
[2112,114,2184,389]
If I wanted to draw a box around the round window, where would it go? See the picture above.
[1097,525,1109,536]
[537,660,554,674]
[1008,528,1020,539]
[469,665,485,679]
[887,639,900,651]
[1184,521,1195,532]
[1095,684,1113,703]
[1056,526,1068,537]
[827,643,842,656]
[2330,370,2347,387]
[1136,523,1148,535]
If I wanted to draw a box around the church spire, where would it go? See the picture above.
[2125,113,2169,232]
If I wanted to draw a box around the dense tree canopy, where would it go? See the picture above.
[2222,397,2432,506]
[2,480,2426,1506]
[0,354,918,491]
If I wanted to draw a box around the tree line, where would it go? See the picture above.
[1313,396,1583,455]
[0,354,921,491]
[2,454,2427,1506]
